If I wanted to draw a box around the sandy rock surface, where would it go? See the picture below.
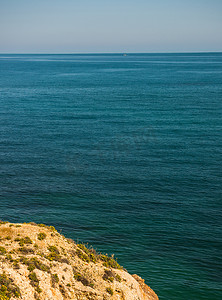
[0,221,158,300]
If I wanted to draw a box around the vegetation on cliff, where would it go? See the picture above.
[0,220,158,300]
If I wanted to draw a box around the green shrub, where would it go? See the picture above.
[115,274,122,282]
[37,224,56,231]
[76,249,90,263]
[18,247,34,254]
[76,244,98,263]
[89,253,97,263]
[0,273,21,298]
[77,244,89,254]
[74,273,90,286]
[49,226,56,231]
[19,236,32,246]
[0,221,8,225]
[35,286,42,294]
[100,254,122,269]
[103,269,115,282]
[46,253,60,261]
[0,291,9,300]
[6,255,13,262]
[46,246,61,261]
[48,246,59,254]
[15,237,32,247]
[0,247,6,255]
[106,287,114,296]
[12,260,20,269]
[20,257,50,272]
[38,224,46,228]
[37,233,46,240]
[29,272,39,289]
[51,274,59,287]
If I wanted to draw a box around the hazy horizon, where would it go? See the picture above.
[0,0,222,53]
[0,51,222,55]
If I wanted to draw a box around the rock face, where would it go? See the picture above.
[0,221,158,300]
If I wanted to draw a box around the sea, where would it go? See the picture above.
[0,53,221,300]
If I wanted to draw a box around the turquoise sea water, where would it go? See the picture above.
[0,53,221,299]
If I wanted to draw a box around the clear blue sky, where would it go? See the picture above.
[0,0,222,53]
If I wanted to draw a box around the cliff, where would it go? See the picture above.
[0,221,158,300]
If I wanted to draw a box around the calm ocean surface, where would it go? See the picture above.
[0,53,221,299]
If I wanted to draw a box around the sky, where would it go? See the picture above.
[0,0,222,53]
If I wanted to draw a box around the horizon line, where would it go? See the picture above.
[0,51,222,55]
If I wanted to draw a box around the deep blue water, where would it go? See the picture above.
[0,53,221,299]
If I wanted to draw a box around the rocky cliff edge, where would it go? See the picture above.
[0,221,158,300]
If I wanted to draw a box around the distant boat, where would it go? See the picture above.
[123,53,127,56]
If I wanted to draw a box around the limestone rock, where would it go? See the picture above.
[0,221,158,300]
